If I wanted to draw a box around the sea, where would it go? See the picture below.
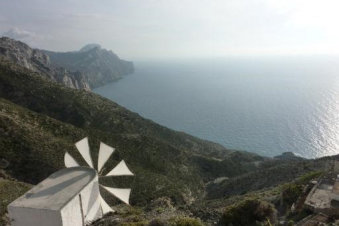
[94,56,339,158]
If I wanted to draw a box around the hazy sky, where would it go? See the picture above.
[1,0,339,59]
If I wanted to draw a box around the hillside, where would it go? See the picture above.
[43,44,134,89]
[0,37,90,90]
[0,57,267,205]
[0,37,134,91]
[0,55,335,225]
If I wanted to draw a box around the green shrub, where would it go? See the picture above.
[296,171,323,184]
[169,217,204,226]
[219,198,277,226]
[148,218,168,226]
[281,184,303,206]
[0,179,32,225]
[122,222,148,226]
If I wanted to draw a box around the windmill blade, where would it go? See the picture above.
[64,152,79,168]
[85,195,102,221]
[97,142,115,173]
[99,194,113,214]
[105,160,134,176]
[75,137,94,168]
[101,185,131,205]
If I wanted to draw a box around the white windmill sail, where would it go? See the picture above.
[99,194,113,214]
[105,160,134,176]
[64,152,79,167]
[64,137,134,216]
[75,137,94,168]
[101,186,131,205]
[97,142,115,173]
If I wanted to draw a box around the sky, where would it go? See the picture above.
[1,0,339,59]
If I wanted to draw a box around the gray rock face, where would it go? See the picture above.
[0,37,90,90]
[44,44,134,89]
[79,44,101,52]
[0,37,134,90]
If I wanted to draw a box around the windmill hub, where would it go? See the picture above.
[7,137,134,226]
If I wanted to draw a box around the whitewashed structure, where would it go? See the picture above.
[8,167,102,226]
[8,137,134,226]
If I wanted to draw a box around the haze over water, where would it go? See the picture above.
[94,56,339,158]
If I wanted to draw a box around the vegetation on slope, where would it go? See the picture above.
[206,159,330,199]
[0,97,201,206]
[219,198,277,226]
[0,58,264,207]
[0,56,335,225]
[0,179,32,225]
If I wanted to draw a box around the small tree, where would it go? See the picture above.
[282,183,303,207]
[219,198,277,226]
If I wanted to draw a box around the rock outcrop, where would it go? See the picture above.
[0,37,90,90]
[0,37,134,90]
[43,43,134,89]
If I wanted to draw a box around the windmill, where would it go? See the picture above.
[64,137,134,214]
[8,137,134,226]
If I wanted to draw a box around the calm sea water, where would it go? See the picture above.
[94,57,339,158]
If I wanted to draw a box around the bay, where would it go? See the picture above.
[94,56,339,158]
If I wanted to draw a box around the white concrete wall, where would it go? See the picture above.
[8,206,61,226]
[8,172,102,226]
[61,195,83,226]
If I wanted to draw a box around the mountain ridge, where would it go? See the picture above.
[0,37,134,91]
[43,43,134,89]
[0,37,91,90]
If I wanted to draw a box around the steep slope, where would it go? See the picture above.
[0,58,265,206]
[44,44,134,89]
[0,57,231,159]
[0,178,32,225]
[0,56,336,225]
[0,97,201,205]
[0,37,90,90]
[206,157,331,199]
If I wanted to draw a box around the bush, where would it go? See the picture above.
[282,183,303,206]
[122,222,148,226]
[149,219,168,226]
[296,171,323,184]
[169,217,204,226]
[219,198,277,226]
[0,179,32,225]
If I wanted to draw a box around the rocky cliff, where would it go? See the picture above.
[44,43,134,89]
[0,37,134,91]
[0,37,90,90]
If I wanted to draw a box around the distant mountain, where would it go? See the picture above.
[0,37,90,90]
[274,152,304,161]
[43,43,134,89]
[0,37,134,91]
[79,43,101,52]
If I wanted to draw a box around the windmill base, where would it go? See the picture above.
[8,167,103,226]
